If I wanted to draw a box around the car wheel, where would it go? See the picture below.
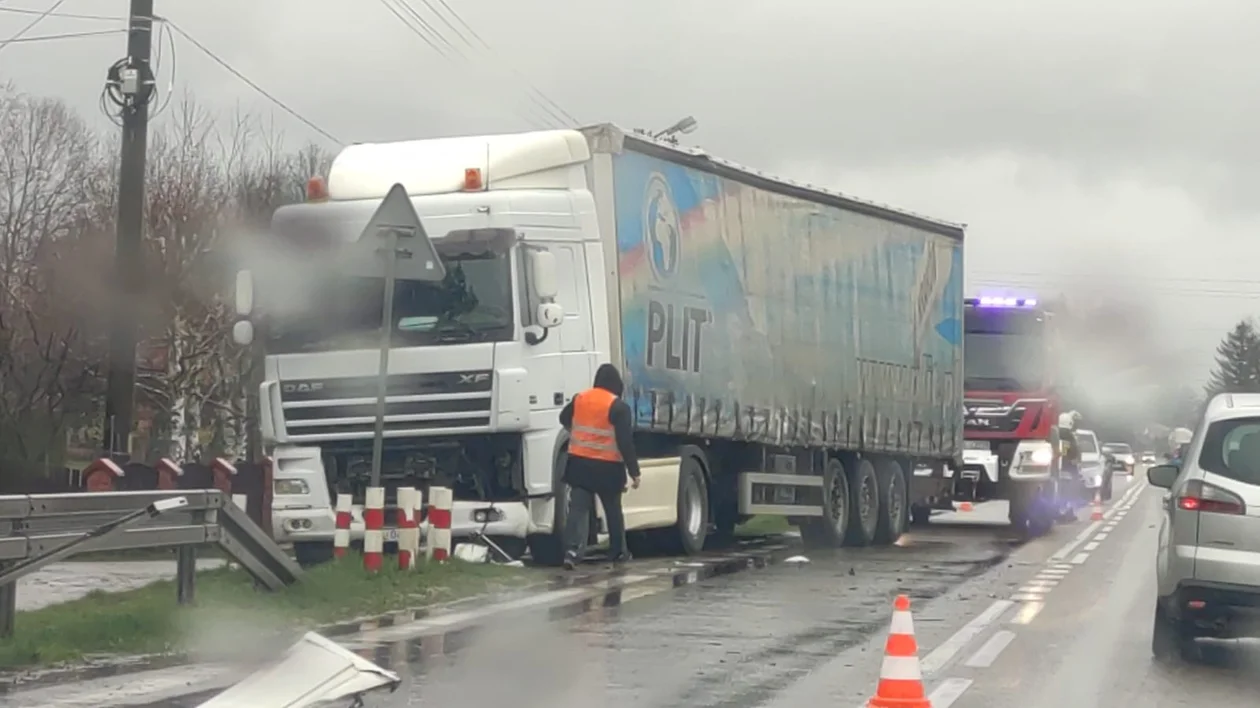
[1152,602,1196,663]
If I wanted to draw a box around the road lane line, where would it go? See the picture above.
[1011,592,1045,601]
[1083,541,1100,551]
[1050,520,1103,561]
[920,600,1013,674]
[928,678,973,708]
[1094,532,1108,540]
[1070,552,1089,564]
[1010,601,1044,624]
[964,629,1016,668]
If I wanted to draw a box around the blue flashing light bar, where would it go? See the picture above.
[966,296,1039,308]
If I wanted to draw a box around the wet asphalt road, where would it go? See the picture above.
[309,511,1019,708]
[952,477,1260,708]
[23,476,1162,708]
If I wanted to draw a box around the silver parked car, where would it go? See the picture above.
[1149,393,1260,663]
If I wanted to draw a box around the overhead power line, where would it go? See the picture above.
[0,5,131,22]
[162,18,342,145]
[374,0,578,130]
[0,28,122,44]
[0,0,70,54]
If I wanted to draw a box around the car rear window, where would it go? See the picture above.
[1103,444,1132,454]
[1198,418,1260,486]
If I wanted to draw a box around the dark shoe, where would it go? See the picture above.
[562,552,578,571]
[610,552,632,566]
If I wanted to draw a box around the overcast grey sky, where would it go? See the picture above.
[3,0,1259,382]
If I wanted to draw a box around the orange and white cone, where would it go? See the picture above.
[868,594,931,708]
[1090,492,1104,521]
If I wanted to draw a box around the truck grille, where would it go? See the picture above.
[280,370,493,438]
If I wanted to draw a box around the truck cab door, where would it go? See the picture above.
[551,244,593,399]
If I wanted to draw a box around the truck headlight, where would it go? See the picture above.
[1028,447,1054,465]
[274,479,310,495]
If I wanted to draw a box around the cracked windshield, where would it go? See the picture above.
[1,1,1257,707]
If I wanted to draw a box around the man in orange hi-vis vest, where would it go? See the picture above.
[559,363,641,570]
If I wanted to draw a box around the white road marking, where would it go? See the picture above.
[1049,520,1103,561]
[1040,568,1071,576]
[1083,541,1100,551]
[920,600,1014,674]
[965,630,1017,668]
[928,678,974,708]
[1010,601,1044,624]
[1051,563,1075,571]
[1011,592,1045,601]
[1094,532,1108,540]
[1071,552,1089,564]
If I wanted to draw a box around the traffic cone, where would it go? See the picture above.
[868,595,931,708]
[959,501,973,512]
[1090,492,1104,521]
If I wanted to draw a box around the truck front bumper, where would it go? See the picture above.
[271,500,532,545]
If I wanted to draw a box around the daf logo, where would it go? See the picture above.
[282,382,324,393]
[458,373,491,385]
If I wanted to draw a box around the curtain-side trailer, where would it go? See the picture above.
[236,124,965,566]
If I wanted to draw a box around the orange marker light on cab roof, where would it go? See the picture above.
[306,175,329,202]
[463,168,484,191]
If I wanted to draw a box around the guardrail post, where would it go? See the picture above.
[176,546,196,604]
[0,572,15,638]
[156,458,182,490]
[396,487,418,570]
[428,486,452,562]
[363,486,385,573]
[83,458,125,492]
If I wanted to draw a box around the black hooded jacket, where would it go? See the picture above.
[559,363,641,494]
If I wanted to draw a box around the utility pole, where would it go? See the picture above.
[101,0,156,457]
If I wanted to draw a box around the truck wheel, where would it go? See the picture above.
[293,541,334,567]
[873,458,908,545]
[844,459,880,547]
[527,449,569,567]
[800,457,850,548]
[663,454,710,555]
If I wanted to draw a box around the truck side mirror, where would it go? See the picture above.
[536,302,564,328]
[235,270,254,317]
[232,320,255,346]
[527,250,559,301]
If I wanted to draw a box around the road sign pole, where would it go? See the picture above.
[368,229,402,490]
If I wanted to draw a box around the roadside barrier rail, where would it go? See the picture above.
[0,489,302,637]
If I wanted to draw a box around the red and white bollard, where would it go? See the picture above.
[211,457,237,495]
[396,487,419,570]
[83,457,125,492]
[156,458,182,490]
[363,486,386,572]
[427,486,452,562]
[333,493,353,559]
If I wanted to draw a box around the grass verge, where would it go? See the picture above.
[734,515,793,537]
[0,553,533,669]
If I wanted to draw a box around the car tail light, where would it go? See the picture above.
[1177,479,1245,515]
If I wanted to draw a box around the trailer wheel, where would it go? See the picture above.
[526,447,570,567]
[800,457,850,548]
[873,458,908,545]
[844,458,880,547]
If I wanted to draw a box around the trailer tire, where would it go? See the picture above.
[800,457,850,548]
[527,448,570,567]
[844,458,880,547]
[873,458,908,545]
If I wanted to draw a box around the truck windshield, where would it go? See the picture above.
[264,250,514,353]
[963,308,1046,392]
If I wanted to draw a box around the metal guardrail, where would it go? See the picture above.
[0,490,302,637]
